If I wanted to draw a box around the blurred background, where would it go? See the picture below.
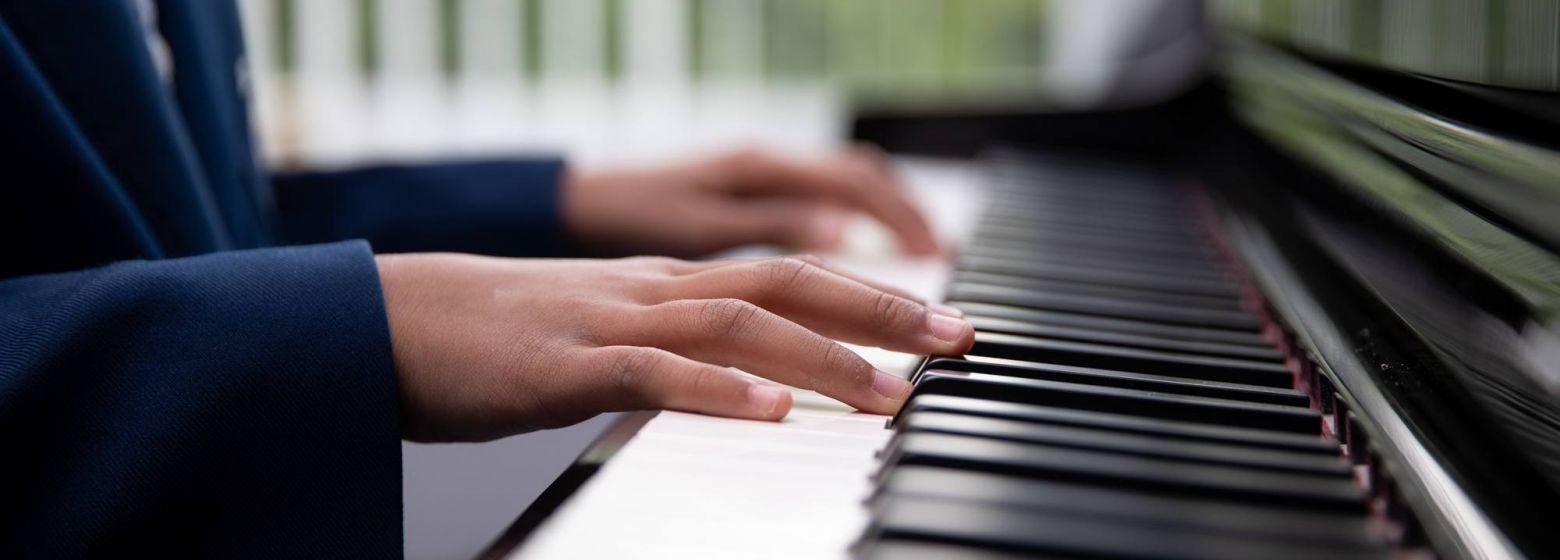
[225,1,1559,557]
[237,0,1557,171]
[238,0,1050,169]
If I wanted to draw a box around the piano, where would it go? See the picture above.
[485,6,1560,560]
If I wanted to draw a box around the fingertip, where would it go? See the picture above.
[870,370,913,402]
[924,311,975,354]
[746,384,792,421]
[847,370,912,415]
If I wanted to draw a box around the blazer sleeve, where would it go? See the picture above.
[271,158,577,256]
[0,241,402,558]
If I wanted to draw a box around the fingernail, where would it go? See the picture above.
[929,303,964,318]
[871,370,913,401]
[927,313,970,342]
[747,384,788,418]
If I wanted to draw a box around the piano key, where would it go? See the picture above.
[968,332,1292,387]
[951,284,1259,330]
[959,255,1239,298]
[980,210,1206,240]
[899,395,1340,455]
[902,374,1321,433]
[960,229,1229,277]
[966,315,1282,361]
[889,412,1352,476]
[968,228,1221,262]
[987,180,1189,209]
[985,207,1199,235]
[973,215,1204,243]
[953,274,1245,318]
[864,495,1384,560]
[857,541,1061,560]
[958,246,1227,282]
[984,188,1192,213]
[872,467,1384,548]
[966,258,1234,295]
[972,225,1221,269]
[878,433,1367,512]
[951,301,1271,347]
[921,358,1304,406]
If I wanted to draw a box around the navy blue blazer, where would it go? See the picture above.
[0,1,569,556]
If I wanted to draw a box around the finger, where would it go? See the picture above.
[585,346,792,421]
[669,254,930,307]
[786,253,933,307]
[664,257,973,355]
[699,199,850,252]
[730,152,942,255]
[659,255,962,318]
[607,298,914,414]
[839,142,900,183]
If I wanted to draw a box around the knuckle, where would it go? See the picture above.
[789,253,825,267]
[870,290,921,331]
[699,298,766,338]
[758,257,815,295]
[817,342,871,392]
[604,348,666,400]
[686,365,720,398]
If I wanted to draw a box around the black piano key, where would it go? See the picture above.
[967,315,1282,361]
[901,375,1321,434]
[968,229,1219,266]
[951,302,1270,347]
[968,229,1220,263]
[973,221,1214,258]
[984,191,1194,216]
[954,252,1235,290]
[856,541,1056,560]
[980,212,1207,242]
[890,412,1352,477]
[873,467,1385,549]
[954,269,1240,310]
[984,189,1185,212]
[866,495,1382,560]
[898,395,1341,455]
[968,333,1293,388]
[921,358,1305,407]
[952,284,1259,331]
[961,245,1237,288]
[950,264,1243,310]
[879,433,1367,512]
[984,211,1200,240]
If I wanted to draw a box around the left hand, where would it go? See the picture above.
[561,146,942,258]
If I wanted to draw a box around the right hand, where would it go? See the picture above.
[376,253,974,442]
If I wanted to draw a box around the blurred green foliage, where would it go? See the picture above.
[272,0,1050,100]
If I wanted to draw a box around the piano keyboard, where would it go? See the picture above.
[505,155,1400,560]
[856,155,1392,559]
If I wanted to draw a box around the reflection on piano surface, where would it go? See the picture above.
[491,6,1560,560]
